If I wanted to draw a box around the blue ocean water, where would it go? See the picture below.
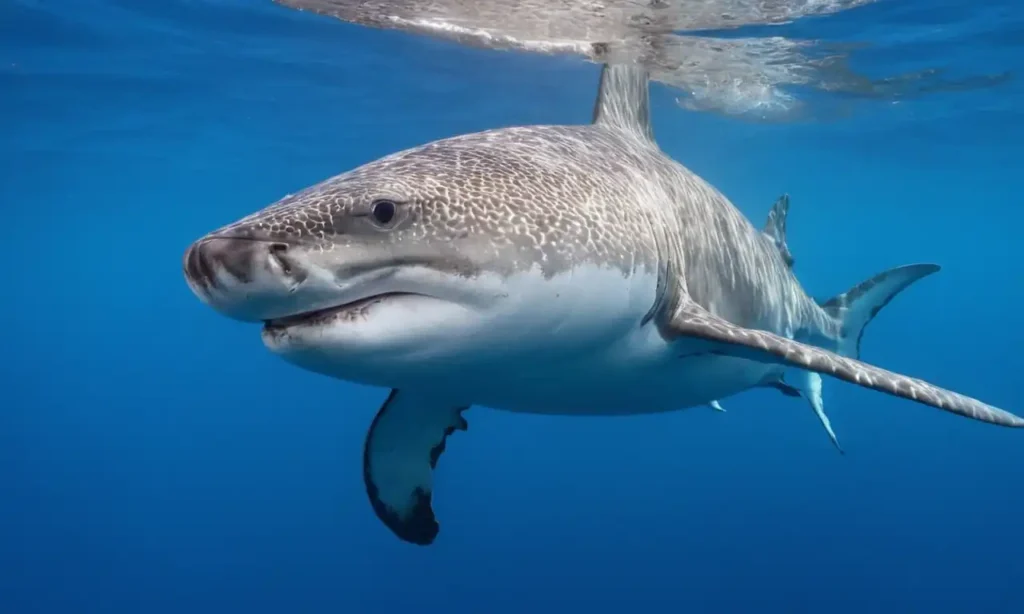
[3,1,1023,612]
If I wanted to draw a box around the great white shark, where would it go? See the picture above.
[182,63,1023,546]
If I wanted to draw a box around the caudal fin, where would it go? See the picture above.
[819,264,940,359]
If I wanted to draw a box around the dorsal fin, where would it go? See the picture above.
[592,63,654,142]
[764,193,794,268]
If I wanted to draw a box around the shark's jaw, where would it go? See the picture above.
[258,272,499,389]
[259,288,474,349]
[262,291,430,330]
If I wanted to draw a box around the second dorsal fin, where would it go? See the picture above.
[764,193,794,268]
[592,63,654,142]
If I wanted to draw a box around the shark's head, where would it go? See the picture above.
[182,130,648,388]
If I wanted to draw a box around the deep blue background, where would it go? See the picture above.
[2,1,1023,612]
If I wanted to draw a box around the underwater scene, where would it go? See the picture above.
[3,0,1023,612]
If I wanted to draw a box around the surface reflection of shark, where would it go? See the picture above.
[275,0,1013,120]
[183,64,1022,546]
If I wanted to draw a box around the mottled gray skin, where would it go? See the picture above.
[218,126,662,281]
[206,69,829,344]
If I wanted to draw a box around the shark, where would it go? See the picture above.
[182,63,1023,546]
[703,192,841,453]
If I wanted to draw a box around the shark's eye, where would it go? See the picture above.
[370,200,397,226]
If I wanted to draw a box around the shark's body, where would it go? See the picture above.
[183,64,1022,546]
[257,123,792,415]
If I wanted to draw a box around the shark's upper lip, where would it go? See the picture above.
[262,292,423,329]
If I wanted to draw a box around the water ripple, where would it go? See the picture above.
[277,0,1021,121]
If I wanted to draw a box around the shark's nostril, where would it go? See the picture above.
[182,236,310,322]
[268,243,292,275]
[268,243,307,284]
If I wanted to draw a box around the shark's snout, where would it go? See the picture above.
[185,237,266,289]
[183,234,309,323]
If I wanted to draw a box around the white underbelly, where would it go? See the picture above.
[274,261,782,414]
[461,331,777,416]
[434,266,780,414]
[395,265,779,415]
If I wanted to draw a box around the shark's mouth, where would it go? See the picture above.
[263,292,422,330]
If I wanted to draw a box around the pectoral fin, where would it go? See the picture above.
[667,303,1024,428]
[708,400,726,412]
[363,390,469,546]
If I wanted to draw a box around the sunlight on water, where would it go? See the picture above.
[278,0,1018,120]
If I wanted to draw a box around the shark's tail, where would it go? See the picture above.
[818,264,940,359]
